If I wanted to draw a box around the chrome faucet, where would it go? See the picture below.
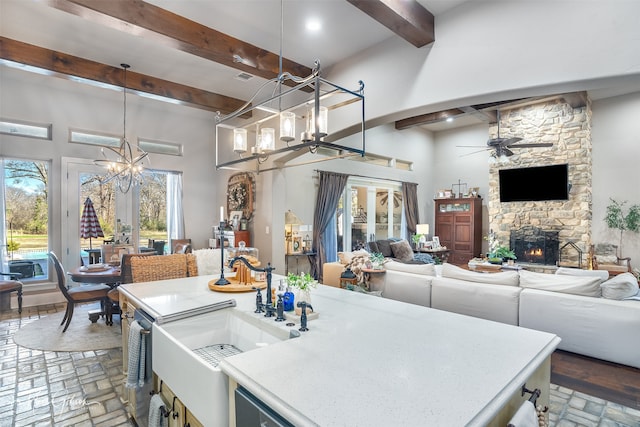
[229,257,276,318]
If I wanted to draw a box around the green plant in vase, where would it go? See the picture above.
[369,252,385,269]
[491,245,516,264]
[411,233,422,248]
[604,198,640,257]
[287,272,317,314]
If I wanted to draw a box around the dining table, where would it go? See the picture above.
[68,264,122,323]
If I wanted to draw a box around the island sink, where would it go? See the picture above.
[152,307,293,427]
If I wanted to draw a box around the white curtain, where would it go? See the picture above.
[0,159,7,272]
[166,172,184,240]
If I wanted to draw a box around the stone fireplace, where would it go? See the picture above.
[487,96,592,268]
[510,226,559,265]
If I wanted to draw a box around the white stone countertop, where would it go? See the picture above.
[120,276,560,426]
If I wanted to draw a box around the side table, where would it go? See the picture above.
[361,268,386,290]
[415,248,450,263]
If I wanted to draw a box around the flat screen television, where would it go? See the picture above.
[499,164,569,202]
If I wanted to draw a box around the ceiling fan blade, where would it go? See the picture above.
[507,142,553,148]
[459,148,491,157]
[503,148,514,156]
[501,137,523,145]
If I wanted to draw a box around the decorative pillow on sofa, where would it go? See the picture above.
[390,240,414,263]
[376,240,394,258]
[193,248,222,275]
[338,249,369,265]
[441,263,520,286]
[519,269,602,297]
[600,273,639,300]
[384,260,436,276]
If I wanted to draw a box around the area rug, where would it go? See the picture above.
[13,303,121,351]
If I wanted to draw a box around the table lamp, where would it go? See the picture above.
[416,223,430,247]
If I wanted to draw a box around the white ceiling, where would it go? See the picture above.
[1,0,637,132]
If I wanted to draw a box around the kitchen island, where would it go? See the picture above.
[119,274,560,426]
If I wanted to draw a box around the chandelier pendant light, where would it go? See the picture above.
[95,63,149,193]
[215,1,365,172]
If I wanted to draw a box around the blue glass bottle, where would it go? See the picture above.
[283,287,295,312]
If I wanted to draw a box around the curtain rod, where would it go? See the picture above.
[313,169,418,186]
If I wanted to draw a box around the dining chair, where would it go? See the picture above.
[48,252,112,332]
[171,238,192,254]
[130,253,198,283]
[107,252,157,304]
[0,271,23,313]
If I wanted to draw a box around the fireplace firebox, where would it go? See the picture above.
[510,226,559,265]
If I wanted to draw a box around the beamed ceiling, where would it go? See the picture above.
[0,0,625,134]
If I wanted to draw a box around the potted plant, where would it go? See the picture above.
[369,252,385,270]
[490,245,516,264]
[604,198,640,257]
[411,233,422,249]
[287,272,317,314]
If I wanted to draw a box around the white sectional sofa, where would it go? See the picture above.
[323,260,640,369]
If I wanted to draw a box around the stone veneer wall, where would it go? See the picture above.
[488,98,592,266]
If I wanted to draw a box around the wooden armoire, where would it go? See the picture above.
[434,197,482,265]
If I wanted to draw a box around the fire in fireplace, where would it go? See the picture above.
[510,226,559,265]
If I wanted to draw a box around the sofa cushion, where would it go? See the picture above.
[337,249,369,265]
[390,240,414,263]
[601,273,639,300]
[384,260,436,276]
[519,269,602,297]
[431,277,522,325]
[376,240,393,258]
[555,267,609,283]
[441,263,520,286]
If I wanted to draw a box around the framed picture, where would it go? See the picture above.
[443,190,453,198]
[292,236,303,254]
[432,236,441,249]
[227,172,255,221]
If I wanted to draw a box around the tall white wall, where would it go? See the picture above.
[592,92,640,263]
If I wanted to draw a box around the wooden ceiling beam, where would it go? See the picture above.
[395,108,463,130]
[46,0,313,82]
[0,37,249,115]
[346,0,434,47]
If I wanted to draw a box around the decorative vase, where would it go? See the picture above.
[295,289,311,315]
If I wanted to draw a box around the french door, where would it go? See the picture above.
[338,178,403,252]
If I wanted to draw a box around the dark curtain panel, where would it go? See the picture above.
[402,182,419,241]
[311,171,349,281]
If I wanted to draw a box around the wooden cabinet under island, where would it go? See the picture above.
[435,197,482,265]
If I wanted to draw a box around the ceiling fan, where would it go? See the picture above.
[458,110,553,158]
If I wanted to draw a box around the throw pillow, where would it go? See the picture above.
[338,249,369,265]
[390,240,414,263]
[441,263,520,286]
[519,269,602,297]
[376,240,394,258]
[601,273,639,300]
[193,248,222,275]
[367,241,380,254]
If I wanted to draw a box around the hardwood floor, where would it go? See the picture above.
[551,349,640,410]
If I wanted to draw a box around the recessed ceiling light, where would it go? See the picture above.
[306,18,322,32]
[446,117,454,122]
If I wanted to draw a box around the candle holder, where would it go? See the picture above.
[214,221,230,285]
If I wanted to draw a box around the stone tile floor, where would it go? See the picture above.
[1,304,639,426]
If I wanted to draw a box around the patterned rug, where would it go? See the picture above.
[12,303,121,351]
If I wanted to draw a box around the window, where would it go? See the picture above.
[69,129,121,147]
[0,119,52,140]
[138,138,183,156]
[337,177,403,251]
[1,158,50,283]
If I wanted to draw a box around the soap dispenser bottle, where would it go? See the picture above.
[283,286,295,312]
